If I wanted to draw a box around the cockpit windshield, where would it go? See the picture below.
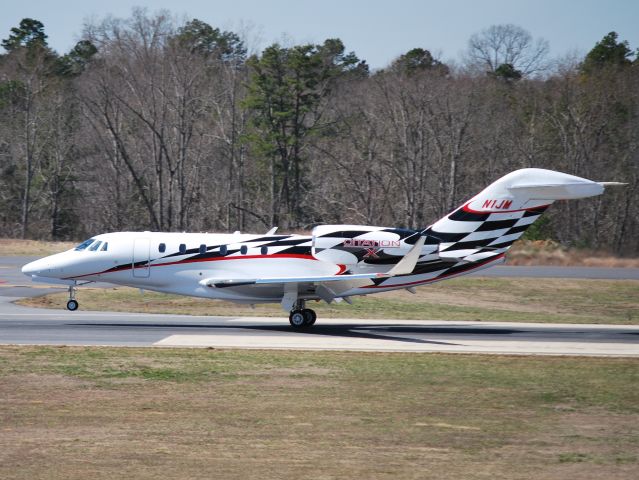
[74,238,96,251]
[74,238,109,252]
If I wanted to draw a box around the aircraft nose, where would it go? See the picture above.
[21,259,49,276]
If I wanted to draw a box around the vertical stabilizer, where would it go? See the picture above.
[427,168,606,262]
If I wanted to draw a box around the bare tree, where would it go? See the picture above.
[0,47,53,238]
[371,70,438,228]
[1,13,638,255]
[79,10,234,231]
[466,24,549,76]
[312,74,397,227]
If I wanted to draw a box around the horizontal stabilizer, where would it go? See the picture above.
[507,181,603,200]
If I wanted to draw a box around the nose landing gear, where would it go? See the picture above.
[66,286,79,311]
[288,300,316,328]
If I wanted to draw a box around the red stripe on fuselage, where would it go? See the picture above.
[462,202,550,214]
[155,253,316,268]
[67,253,318,279]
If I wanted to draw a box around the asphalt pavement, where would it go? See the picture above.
[1,256,638,356]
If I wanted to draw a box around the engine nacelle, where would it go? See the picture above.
[311,224,438,268]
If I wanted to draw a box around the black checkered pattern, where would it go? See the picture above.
[427,205,549,257]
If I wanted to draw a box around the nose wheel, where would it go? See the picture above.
[66,286,79,311]
[288,302,317,328]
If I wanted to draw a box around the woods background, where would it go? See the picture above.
[1,10,637,255]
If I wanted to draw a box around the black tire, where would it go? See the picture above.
[67,299,79,311]
[289,309,307,328]
[302,308,316,326]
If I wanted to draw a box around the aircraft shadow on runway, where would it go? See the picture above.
[71,322,528,346]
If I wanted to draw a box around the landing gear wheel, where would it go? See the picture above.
[289,309,307,328]
[66,285,78,311]
[302,308,316,326]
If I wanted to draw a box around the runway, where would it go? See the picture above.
[1,295,638,355]
[1,256,638,356]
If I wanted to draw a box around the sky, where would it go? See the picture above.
[2,0,638,69]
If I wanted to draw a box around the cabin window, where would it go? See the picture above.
[158,243,166,253]
[74,238,95,251]
[199,244,207,254]
[240,245,248,255]
[100,242,108,251]
[219,245,227,256]
[179,243,186,254]
[261,246,268,255]
[89,241,102,251]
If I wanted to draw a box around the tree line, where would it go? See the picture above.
[1,10,637,255]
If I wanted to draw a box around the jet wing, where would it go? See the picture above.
[199,272,387,288]
[200,273,382,309]
[199,236,427,289]
[199,236,426,310]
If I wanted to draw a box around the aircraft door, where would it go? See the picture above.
[132,238,151,278]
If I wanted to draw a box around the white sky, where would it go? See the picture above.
[2,0,638,69]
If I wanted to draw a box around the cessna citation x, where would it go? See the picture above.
[22,168,622,328]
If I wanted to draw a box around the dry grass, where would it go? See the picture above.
[0,238,75,256]
[0,346,637,480]
[508,240,639,267]
[17,277,639,324]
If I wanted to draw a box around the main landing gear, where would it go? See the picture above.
[288,300,316,329]
[66,285,79,311]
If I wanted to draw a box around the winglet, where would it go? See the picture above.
[266,227,278,235]
[387,236,426,276]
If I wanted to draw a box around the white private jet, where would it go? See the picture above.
[22,168,623,328]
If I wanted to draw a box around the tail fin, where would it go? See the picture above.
[427,168,609,262]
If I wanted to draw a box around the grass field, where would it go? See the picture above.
[18,277,639,324]
[0,238,75,256]
[0,346,637,479]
